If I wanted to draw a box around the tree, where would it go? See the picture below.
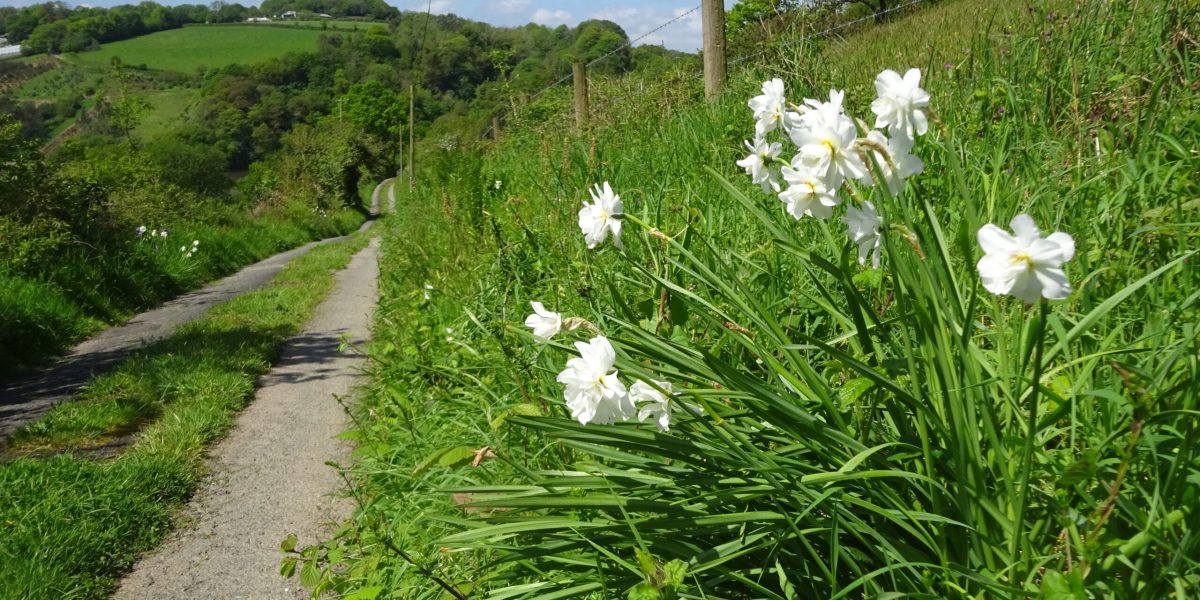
[337,79,401,146]
[568,20,632,75]
[726,0,799,41]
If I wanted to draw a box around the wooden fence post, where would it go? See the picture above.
[702,0,727,101]
[492,116,501,142]
[573,62,588,130]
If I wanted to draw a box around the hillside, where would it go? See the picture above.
[308,0,1200,598]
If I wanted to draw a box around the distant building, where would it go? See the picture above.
[280,10,297,19]
[0,45,22,59]
[246,17,271,22]
[317,13,332,18]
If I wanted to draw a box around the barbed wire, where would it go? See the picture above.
[727,0,926,68]
[484,5,701,137]
[484,0,927,138]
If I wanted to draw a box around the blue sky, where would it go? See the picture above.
[2,1,741,51]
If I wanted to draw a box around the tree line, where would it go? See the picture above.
[0,0,404,55]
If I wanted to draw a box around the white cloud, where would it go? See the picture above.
[590,5,703,52]
[494,0,532,13]
[394,0,454,13]
[531,8,572,25]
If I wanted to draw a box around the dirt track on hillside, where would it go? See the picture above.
[0,187,380,441]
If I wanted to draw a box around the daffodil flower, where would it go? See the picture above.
[788,92,867,188]
[871,68,930,143]
[976,214,1075,303]
[736,138,782,194]
[748,78,787,137]
[779,162,840,220]
[631,379,673,432]
[524,301,563,341]
[578,181,623,249]
[556,336,634,425]
[843,201,883,268]
[862,129,924,195]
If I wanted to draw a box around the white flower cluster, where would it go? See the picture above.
[179,239,200,258]
[739,70,1075,302]
[136,225,170,238]
[738,70,929,267]
[524,301,675,431]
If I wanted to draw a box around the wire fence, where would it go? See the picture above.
[482,0,927,139]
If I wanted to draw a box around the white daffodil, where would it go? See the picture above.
[799,89,847,128]
[135,225,147,236]
[556,336,634,425]
[631,379,673,432]
[578,182,624,249]
[976,214,1075,303]
[736,138,782,194]
[871,68,930,143]
[748,78,787,137]
[788,92,867,189]
[423,283,433,300]
[778,162,840,220]
[524,301,563,341]
[843,201,883,268]
[863,129,924,195]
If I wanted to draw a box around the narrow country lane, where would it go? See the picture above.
[0,192,381,440]
[113,235,381,599]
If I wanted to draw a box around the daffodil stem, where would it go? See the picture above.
[1012,299,1050,581]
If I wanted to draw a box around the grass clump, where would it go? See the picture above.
[308,0,1199,598]
[0,229,372,599]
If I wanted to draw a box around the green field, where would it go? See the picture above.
[69,25,332,73]
[262,19,381,31]
[133,87,201,138]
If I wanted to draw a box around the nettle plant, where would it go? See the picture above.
[446,69,1197,599]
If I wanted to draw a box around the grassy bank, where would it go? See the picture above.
[0,206,364,377]
[310,0,1198,598]
[0,227,373,599]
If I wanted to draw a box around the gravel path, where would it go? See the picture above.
[0,200,379,440]
[114,236,380,599]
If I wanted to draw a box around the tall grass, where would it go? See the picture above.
[311,0,1198,597]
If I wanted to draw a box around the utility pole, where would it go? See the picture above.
[701,0,726,101]
[572,62,588,130]
[408,83,415,191]
[403,102,408,184]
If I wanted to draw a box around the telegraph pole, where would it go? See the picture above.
[408,83,415,191]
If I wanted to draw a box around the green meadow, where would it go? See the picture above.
[68,25,331,73]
